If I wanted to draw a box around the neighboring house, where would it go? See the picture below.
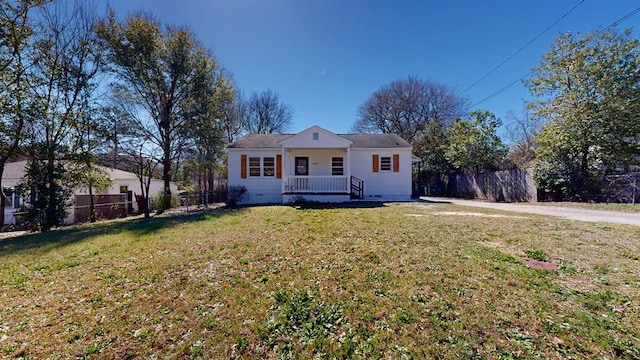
[227,125,414,204]
[1,160,178,225]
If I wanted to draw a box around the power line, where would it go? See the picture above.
[463,0,585,94]
[471,5,640,108]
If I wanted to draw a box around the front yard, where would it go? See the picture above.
[1,202,638,358]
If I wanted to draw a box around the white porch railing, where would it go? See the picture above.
[283,176,349,193]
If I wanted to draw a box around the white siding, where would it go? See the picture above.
[350,149,412,199]
[228,149,283,204]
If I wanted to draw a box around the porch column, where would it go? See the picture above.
[346,146,351,192]
[281,146,286,194]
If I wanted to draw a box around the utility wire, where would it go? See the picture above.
[462,0,585,94]
[471,5,640,108]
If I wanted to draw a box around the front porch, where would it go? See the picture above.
[283,175,349,194]
[275,126,367,203]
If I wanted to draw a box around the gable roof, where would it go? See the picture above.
[278,125,353,148]
[227,133,411,149]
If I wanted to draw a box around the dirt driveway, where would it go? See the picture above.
[420,197,640,226]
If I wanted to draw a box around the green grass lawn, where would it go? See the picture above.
[1,202,639,359]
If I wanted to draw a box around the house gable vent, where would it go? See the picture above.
[312,132,319,140]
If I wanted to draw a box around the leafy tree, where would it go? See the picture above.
[526,28,640,200]
[352,76,468,141]
[412,119,450,189]
[242,88,294,134]
[181,67,233,203]
[17,153,74,229]
[96,12,226,211]
[444,110,507,174]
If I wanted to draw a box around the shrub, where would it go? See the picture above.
[227,186,248,206]
[150,191,180,211]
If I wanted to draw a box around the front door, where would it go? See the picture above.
[295,157,309,176]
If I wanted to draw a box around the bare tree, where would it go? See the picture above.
[352,76,469,142]
[242,89,294,134]
[18,0,105,231]
[0,0,43,227]
[504,110,541,169]
[220,89,246,143]
[105,93,162,218]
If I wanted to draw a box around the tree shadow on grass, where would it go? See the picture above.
[0,206,246,256]
[290,201,388,210]
[415,197,452,204]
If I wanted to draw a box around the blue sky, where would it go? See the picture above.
[105,0,639,136]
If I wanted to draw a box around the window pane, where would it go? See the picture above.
[331,157,344,176]
[263,157,275,177]
[380,156,391,171]
[249,157,261,177]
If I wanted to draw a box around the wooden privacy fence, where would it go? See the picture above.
[449,169,537,202]
[74,194,127,223]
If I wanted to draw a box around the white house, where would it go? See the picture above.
[227,125,414,204]
[2,160,177,224]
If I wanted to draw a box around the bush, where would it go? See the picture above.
[227,186,248,206]
[150,191,180,211]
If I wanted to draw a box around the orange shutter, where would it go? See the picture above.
[240,155,247,179]
[276,154,282,178]
[393,154,400,172]
[372,154,379,173]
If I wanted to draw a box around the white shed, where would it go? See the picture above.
[2,160,177,224]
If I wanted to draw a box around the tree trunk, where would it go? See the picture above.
[138,176,150,218]
[0,162,6,229]
[207,168,214,204]
[44,156,56,232]
[162,156,171,211]
[88,183,95,223]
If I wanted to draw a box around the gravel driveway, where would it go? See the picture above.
[420,197,640,226]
